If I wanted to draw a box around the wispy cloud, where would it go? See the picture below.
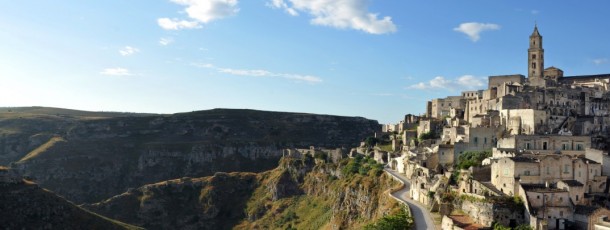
[370,93,394,97]
[593,58,608,65]
[454,22,500,42]
[159,37,174,46]
[269,0,397,34]
[158,18,201,30]
[194,63,322,83]
[531,10,540,15]
[119,46,139,56]
[409,75,484,91]
[158,0,239,30]
[100,68,133,76]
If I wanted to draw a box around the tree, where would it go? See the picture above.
[418,131,438,141]
[456,150,492,170]
[364,136,379,147]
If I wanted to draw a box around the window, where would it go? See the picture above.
[532,62,537,68]
[577,144,583,150]
[484,137,487,144]
[576,195,579,201]
[560,211,564,217]
[504,168,508,176]
[533,54,536,59]
[546,166,550,175]
[537,195,540,199]
[543,142,548,150]
[564,165,570,174]
[474,137,478,143]
[525,143,531,150]
[524,171,530,176]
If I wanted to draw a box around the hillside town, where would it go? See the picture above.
[376,26,610,230]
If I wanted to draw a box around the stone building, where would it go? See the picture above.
[520,184,572,230]
[497,134,591,155]
[395,25,610,230]
[491,154,606,198]
[429,96,465,119]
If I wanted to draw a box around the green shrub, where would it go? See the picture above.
[456,151,491,170]
[363,208,413,230]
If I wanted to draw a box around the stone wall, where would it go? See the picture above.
[459,198,524,227]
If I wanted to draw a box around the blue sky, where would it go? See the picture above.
[1,1,609,124]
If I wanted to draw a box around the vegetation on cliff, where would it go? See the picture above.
[364,207,412,230]
[84,155,408,229]
[238,156,405,229]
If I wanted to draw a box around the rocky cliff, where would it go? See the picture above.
[0,167,141,230]
[83,156,402,230]
[0,107,379,203]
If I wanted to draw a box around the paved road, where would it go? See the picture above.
[385,168,437,230]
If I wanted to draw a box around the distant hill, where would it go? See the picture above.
[1,107,379,203]
[0,167,141,230]
[0,106,157,119]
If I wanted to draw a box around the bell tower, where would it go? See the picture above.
[528,25,544,79]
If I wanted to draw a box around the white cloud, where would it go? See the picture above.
[218,68,272,77]
[157,18,201,30]
[158,0,239,30]
[100,68,133,76]
[454,22,500,42]
[456,75,484,88]
[119,46,139,56]
[193,63,215,68]
[159,37,174,46]
[593,58,608,65]
[194,63,322,83]
[269,0,396,34]
[409,75,485,91]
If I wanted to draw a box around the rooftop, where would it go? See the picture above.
[574,205,606,215]
[560,180,584,187]
[448,214,488,230]
[522,184,568,193]
[560,73,610,81]
[511,156,538,163]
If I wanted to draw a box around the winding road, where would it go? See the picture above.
[384,168,437,230]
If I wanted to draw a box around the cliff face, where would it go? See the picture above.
[84,156,401,230]
[0,167,141,230]
[0,108,378,203]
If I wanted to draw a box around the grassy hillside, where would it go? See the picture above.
[84,156,407,230]
[0,167,141,230]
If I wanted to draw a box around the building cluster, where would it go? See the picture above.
[385,26,610,230]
